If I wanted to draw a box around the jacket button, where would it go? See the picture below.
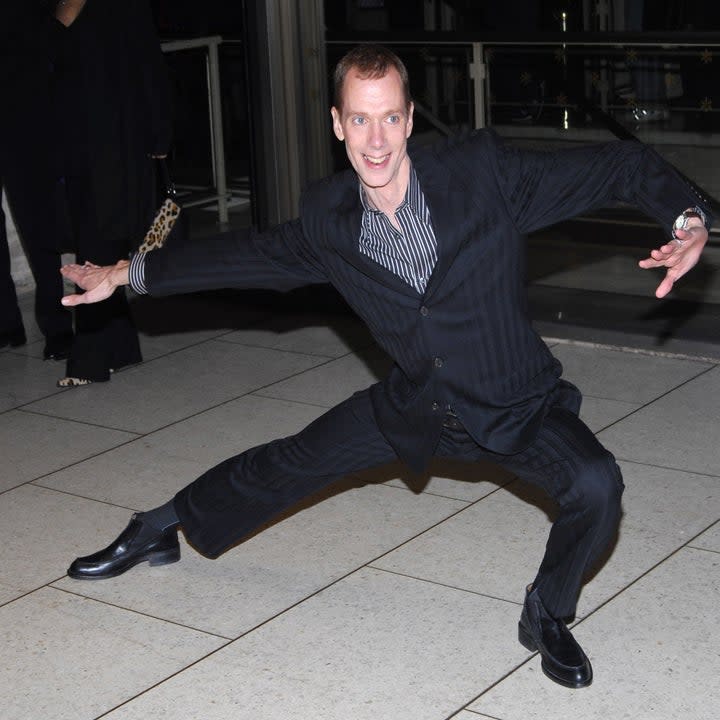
[432,401,440,411]
[433,356,444,368]
[420,305,429,317]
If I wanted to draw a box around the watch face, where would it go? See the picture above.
[674,214,686,230]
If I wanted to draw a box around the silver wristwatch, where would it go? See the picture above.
[672,206,707,240]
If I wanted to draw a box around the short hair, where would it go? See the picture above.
[333,44,411,111]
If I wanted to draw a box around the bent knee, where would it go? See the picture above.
[572,452,624,512]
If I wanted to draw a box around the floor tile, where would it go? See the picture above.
[551,343,711,403]
[22,341,327,434]
[597,365,720,474]
[255,347,392,407]
[0,410,136,493]
[372,483,552,607]
[577,395,639,432]
[52,482,467,638]
[372,460,720,618]
[221,311,376,358]
[131,292,269,361]
[0,587,223,720]
[469,548,720,720]
[0,485,135,603]
[102,568,530,720]
[36,395,327,509]
[382,457,515,503]
[689,521,720,552]
[0,352,67,412]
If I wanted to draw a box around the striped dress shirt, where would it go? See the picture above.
[358,165,437,294]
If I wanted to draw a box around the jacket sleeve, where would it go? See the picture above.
[487,133,713,236]
[144,218,329,296]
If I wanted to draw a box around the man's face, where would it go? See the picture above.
[331,67,414,198]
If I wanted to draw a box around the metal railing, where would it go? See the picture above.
[161,36,230,224]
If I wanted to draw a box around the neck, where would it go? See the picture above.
[362,161,410,217]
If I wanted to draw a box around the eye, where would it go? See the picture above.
[351,116,366,126]
[387,115,401,124]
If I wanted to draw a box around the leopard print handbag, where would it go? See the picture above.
[138,159,182,253]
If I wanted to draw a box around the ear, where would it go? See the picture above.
[330,107,344,141]
[406,102,414,138]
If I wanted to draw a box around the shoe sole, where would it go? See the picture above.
[67,546,181,580]
[518,622,592,689]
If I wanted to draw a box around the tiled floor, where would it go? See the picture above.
[1,281,718,720]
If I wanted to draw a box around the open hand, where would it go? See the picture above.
[638,225,708,298]
[61,260,130,306]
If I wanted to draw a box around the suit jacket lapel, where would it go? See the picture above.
[412,148,470,300]
[331,181,421,298]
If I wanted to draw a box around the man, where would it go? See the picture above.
[61,45,711,689]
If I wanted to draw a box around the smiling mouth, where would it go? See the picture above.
[363,154,390,165]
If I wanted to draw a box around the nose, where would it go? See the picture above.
[368,119,385,148]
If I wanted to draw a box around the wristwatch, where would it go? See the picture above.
[672,206,707,240]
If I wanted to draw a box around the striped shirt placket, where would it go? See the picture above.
[359,166,438,294]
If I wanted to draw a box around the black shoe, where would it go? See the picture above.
[518,586,593,688]
[44,332,73,361]
[67,514,180,580]
[0,325,26,349]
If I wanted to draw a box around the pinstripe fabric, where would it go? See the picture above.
[435,402,624,618]
[358,167,437,294]
[148,129,712,475]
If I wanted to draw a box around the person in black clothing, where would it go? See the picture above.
[52,0,172,386]
[0,1,73,358]
[60,46,710,689]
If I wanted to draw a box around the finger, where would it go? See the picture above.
[61,293,89,307]
[655,274,675,299]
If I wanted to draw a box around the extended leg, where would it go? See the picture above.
[68,388,398,577]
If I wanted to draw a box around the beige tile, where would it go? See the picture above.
[255,347,392,407]
[37,395,327,509]
[102,568,530,720]
[578,461,720,615]
[0,410,136,493]
[372,482,551,607]
[578,395,639,432]
[551,343,711,403]
[0,485,136,603]
[0,587,223,720]
[469,548,720,720]
[372,461,720,618]
[598,365,720,475]
[23,341,327,434]
[690,521,720,552]
[0,352,69,411]
[52,482,467,639]
[382,457,515,503]
[221,311,375,358]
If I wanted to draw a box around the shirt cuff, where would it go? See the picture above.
[128,252,148,295]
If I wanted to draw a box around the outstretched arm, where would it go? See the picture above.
[61,260,130,306]
[638,220,708,299]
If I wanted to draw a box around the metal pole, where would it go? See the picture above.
[471,42,486,128]
[207,39,229,224]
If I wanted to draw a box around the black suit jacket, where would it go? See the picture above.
[144,130,711,471]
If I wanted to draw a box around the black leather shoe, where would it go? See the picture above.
[67,514,180,580]
[0,325,26,349]
[518,586,593,688]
